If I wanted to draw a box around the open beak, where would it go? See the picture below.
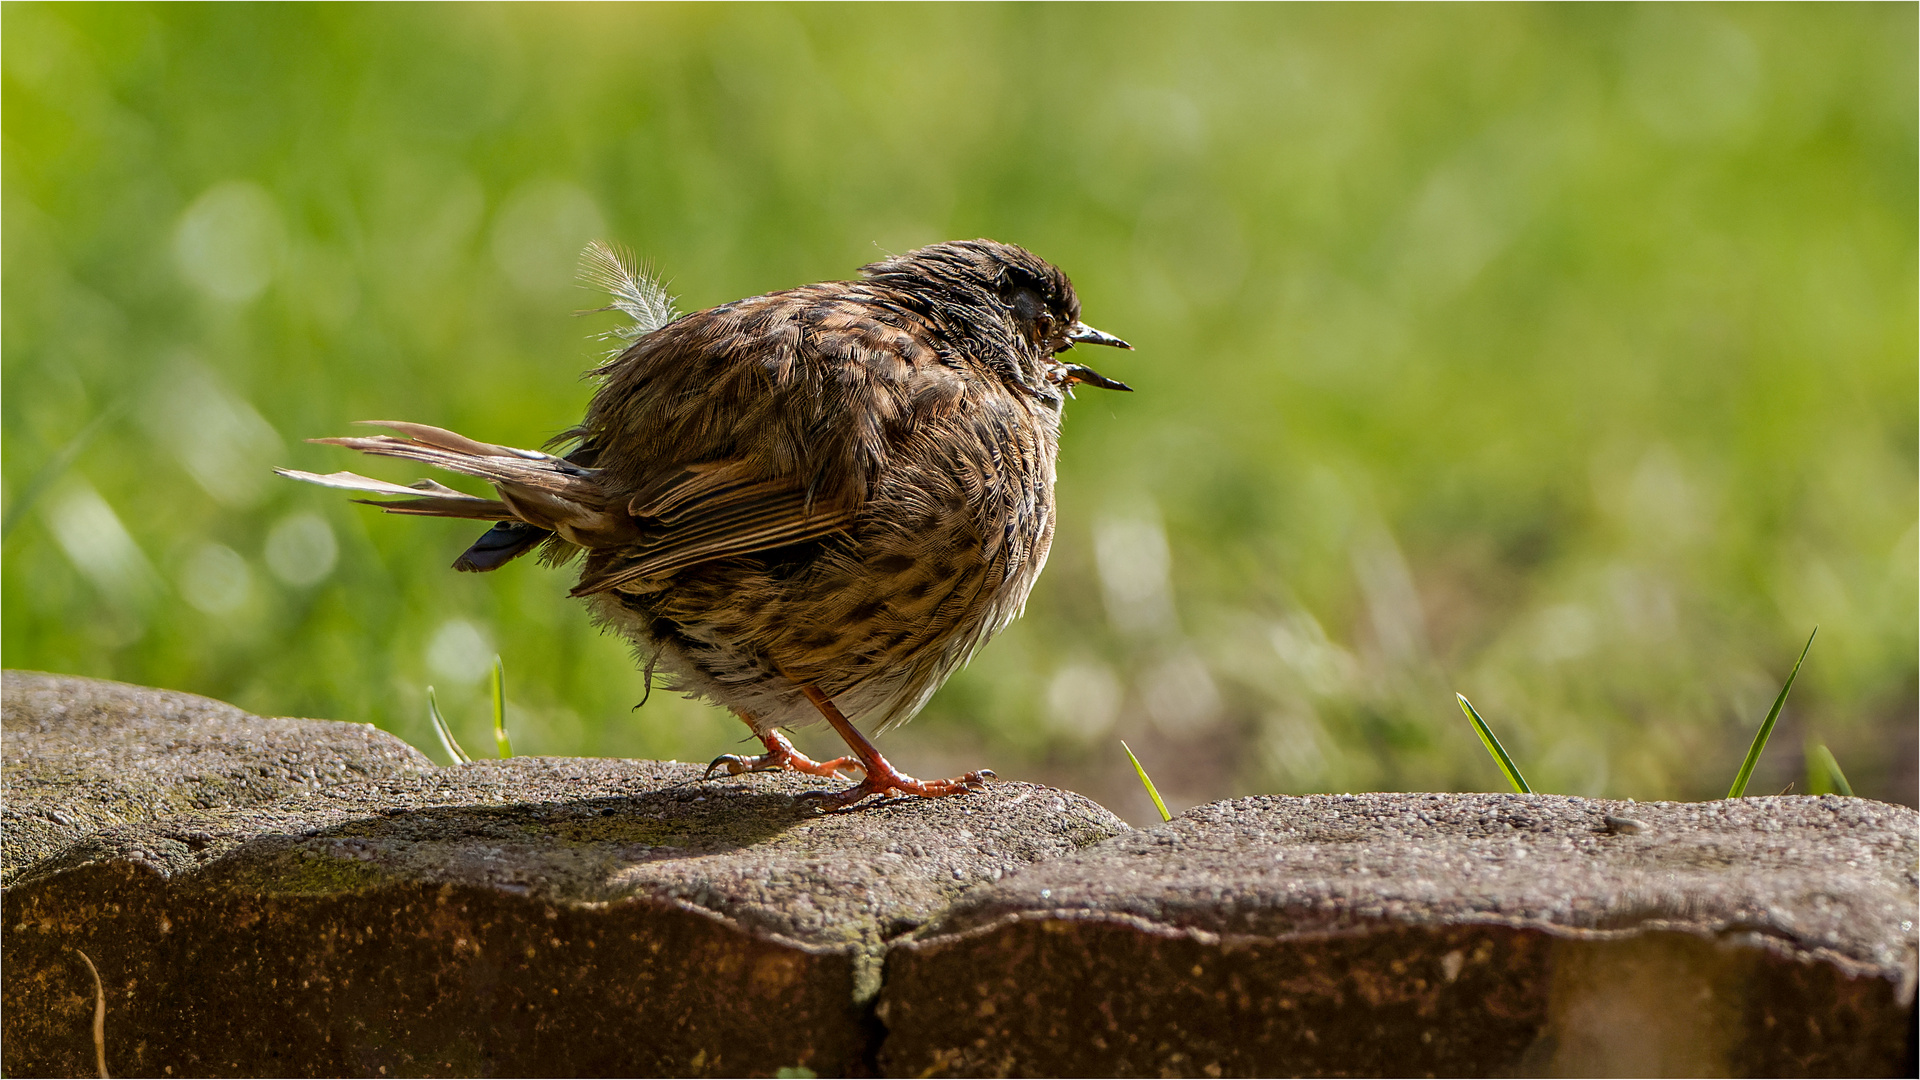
[1052,320,1136,393]
[1065,321,1132,350]
[1052,321,1134,392]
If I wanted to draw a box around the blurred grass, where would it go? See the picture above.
[4,4,1913,824]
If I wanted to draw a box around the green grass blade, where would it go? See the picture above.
[1804,739,1853,798]
[491,655,513,759]
[1456,694,1532,794]
[1120,740,1172,822]
[427,685,472,765]
[1,399,127,545]
[1728,626,1816,799]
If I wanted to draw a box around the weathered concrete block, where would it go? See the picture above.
[2,671,434,883]
[878,793,1919,1077]
[1,673,1125,1077]
[9,673,1915,1077]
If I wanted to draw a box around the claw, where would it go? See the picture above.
[704,727,864,782]
[799,767,997,813]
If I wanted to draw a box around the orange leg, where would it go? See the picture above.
[795,684,994,811]
[705,717,864,781]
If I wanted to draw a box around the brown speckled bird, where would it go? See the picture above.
[280,239,1131,810]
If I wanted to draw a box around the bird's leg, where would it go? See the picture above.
[794,685,994,811]
[705,716,865,781]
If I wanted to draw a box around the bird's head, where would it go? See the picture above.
[860,239,1132,405]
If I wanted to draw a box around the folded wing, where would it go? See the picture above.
[569,458,856,595]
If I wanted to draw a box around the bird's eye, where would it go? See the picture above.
[1034,313,1055,335]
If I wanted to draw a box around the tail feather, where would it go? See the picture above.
[281,422,637,551]
[350,421,576,464]
[364,498,516,521]
[311,426,598,499]
[273,468,515,520]
[454,521,552,572]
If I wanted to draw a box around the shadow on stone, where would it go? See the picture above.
[2,673,1129,1077]
[6,673,1916,1077]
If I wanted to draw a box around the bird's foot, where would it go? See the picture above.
[783,682,994,811]
[798,758,996,812]
[705,728,864,781]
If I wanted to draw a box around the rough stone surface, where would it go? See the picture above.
[7,673,1917,1077]
[2,671,433,883]
[880,792,1920,1077]
[1,673,1125,1077]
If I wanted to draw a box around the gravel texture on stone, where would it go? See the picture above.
[1,672,1127,1077]
[916,792,1919,977]
[9,673,1916,1077]
[2,670,433,884]
[879,792,1919,1077]
[15,757,1125,957]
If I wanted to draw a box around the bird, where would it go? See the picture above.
[279,238,1132,810]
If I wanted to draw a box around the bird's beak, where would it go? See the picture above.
[1058,362,1133,392]
[1065,321,1133,350]
[1051,321,1133,392]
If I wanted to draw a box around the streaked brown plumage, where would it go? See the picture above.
[281,239,1131,809]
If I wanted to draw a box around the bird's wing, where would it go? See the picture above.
[578,284,968,506]
[561,286,976,596]
[569,459,856,596]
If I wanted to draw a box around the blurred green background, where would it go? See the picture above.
[5,4,1913,824]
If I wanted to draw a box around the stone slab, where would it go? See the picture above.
[12,673,1917,1077]
[879,792,1920,1077]
[2,671,433,883]
[1,673,1126,1078]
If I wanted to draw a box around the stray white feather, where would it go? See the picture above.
[579,241,679,357]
